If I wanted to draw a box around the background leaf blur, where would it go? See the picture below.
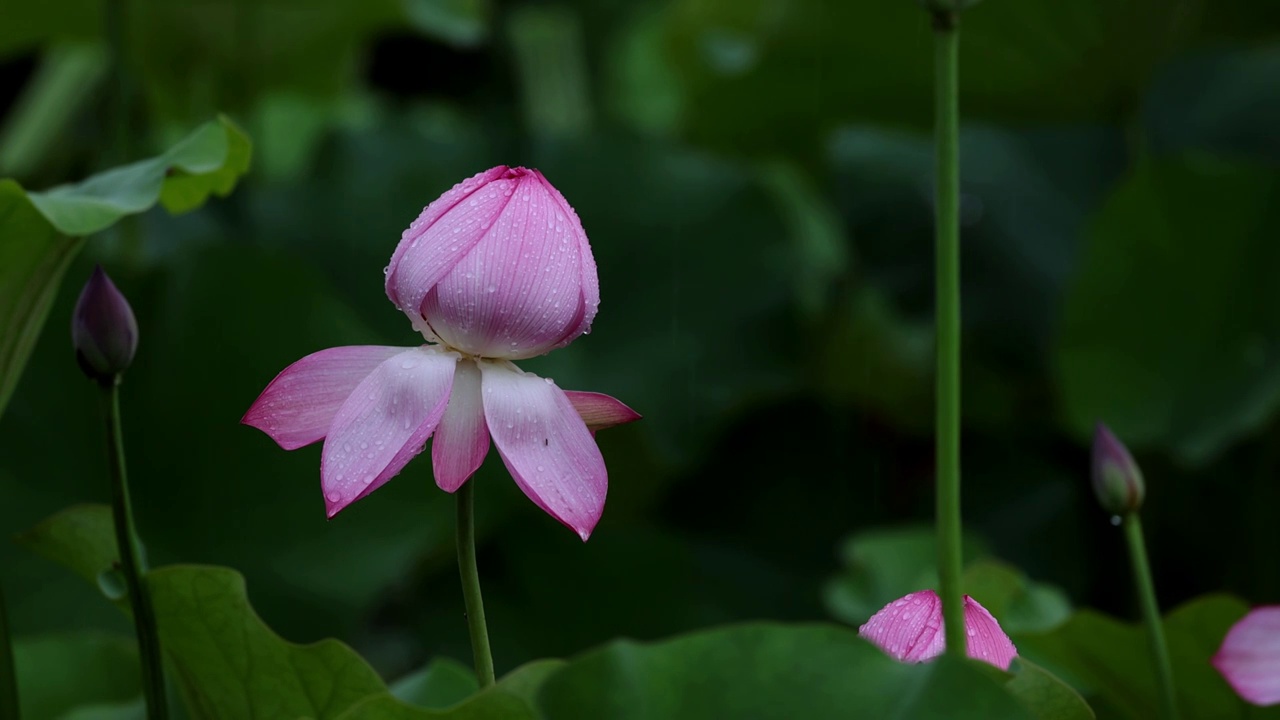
[1,0,1278,717]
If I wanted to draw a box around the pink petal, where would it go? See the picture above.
[385,166,517,330]
[242,346,406,450]
[858,590,1017,670]
[479,361,606,540]
[421,168,592,359]
[533,169,599,348]
[859,590,946,664]
[564,391,641,435]
[1214,606,1280,706]
[431,358,490,492]
[963,595,1019,670]
[321,347,459,517]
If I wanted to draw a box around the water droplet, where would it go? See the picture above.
[360,442,368,449]
[400,357,418,369]
[537,465,544,472]
[1110,515,1123,526]
[486,285,497,293]
[506,422,514,429]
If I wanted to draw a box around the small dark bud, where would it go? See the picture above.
[72,265,138,383]
[1091,423,1145,515]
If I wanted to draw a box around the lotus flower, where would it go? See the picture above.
[1213,606,1280,706]
[244,166,638,539]
[858,589,1018,670]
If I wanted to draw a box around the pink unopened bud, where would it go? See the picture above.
[72,266,138,383]
[384,166,599,360]
[1091,423,1145,515]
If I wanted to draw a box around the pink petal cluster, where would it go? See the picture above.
[1214,606,1280,706]
[244,167,637,540]
[858,589,1018,670]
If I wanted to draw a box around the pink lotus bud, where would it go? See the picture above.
[72,265,138,383]
[1091,423,1145,515]
[1214,606,1280,706]
[385,166,599,360]
[858,589,1018,670]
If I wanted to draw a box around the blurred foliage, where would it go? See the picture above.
[0,0,1278,715]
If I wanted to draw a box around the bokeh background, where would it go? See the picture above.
[2,0,1279,690]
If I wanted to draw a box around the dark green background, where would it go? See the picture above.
[1,0,1278,698]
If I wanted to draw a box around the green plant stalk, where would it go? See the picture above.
[932,8,966,657]
[1123,513,1179,720]
[456,482,496,687]
[0,582,18,720]
[101,383,167,719]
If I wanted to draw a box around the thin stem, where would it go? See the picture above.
[1123,513,1179,720]
[932,8,965,657]
[456,482,495,687]
[100,383,167,719]
[0,582,18,720]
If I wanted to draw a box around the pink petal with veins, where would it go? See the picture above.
[420,167,593,359]
[432,359,490,492]
[564,391,641,435]
[479,361,606,540]
[859,590,1017,670]
[1214,606,1280,706]
[321,347,458,517]
[242,346,405,450]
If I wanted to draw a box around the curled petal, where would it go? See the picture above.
[432,359,490,492]
[564,391,641,435]
[421,168,590,359]
[533,169,599,348]
[321,347,458,517]
[479,361,606,540]
[1214,606,1280,706]
[963,595,1019,670]
[858,590,1017,670]
[385,167,517,327]
[242,346,405,450]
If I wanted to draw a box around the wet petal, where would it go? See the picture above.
[321,347,458,517]
[963,595,1019,671]
[1214,606,1280,706]
[479,361,606,540]
[859,590,1017,670]
[432,359,490,492]
[534,169,600,348]
[564,391,641,435]
[859,590,945,664]
[422,168,590,359]
[242,345,405,450]
[386,166,518,326]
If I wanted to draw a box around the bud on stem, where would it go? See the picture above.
[72,266,138,384]
[1091,422,1145,515]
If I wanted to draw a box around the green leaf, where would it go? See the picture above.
[1016,594,1278,719]
[21,507,389,718]
[0,115,251,419]
[15,504,119,595]
[962,561,1072,634]
[1006,658,1095,720]
[146,565,387,719]
[13,632,140,720]
[1055,157,1280,463]
[390,658,478,709]
[535,623,1035,719]
[336,660,563,720]
[823,525,988,626]
[403,0,491,47]
[0,43,108,178]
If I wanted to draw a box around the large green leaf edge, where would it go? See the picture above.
[0,114,251,419]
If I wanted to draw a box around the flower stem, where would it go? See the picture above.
[931,7,966,658]
[0,581,18,720]
[1123,513,1179,720]
[100,383,167,719]
[456,482,495,687]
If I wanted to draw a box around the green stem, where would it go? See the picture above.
[1123,513,1179,720]
[931,8,965,657]
[0,582,18,720]
[100,383,167,719]
[456,482,495,687]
